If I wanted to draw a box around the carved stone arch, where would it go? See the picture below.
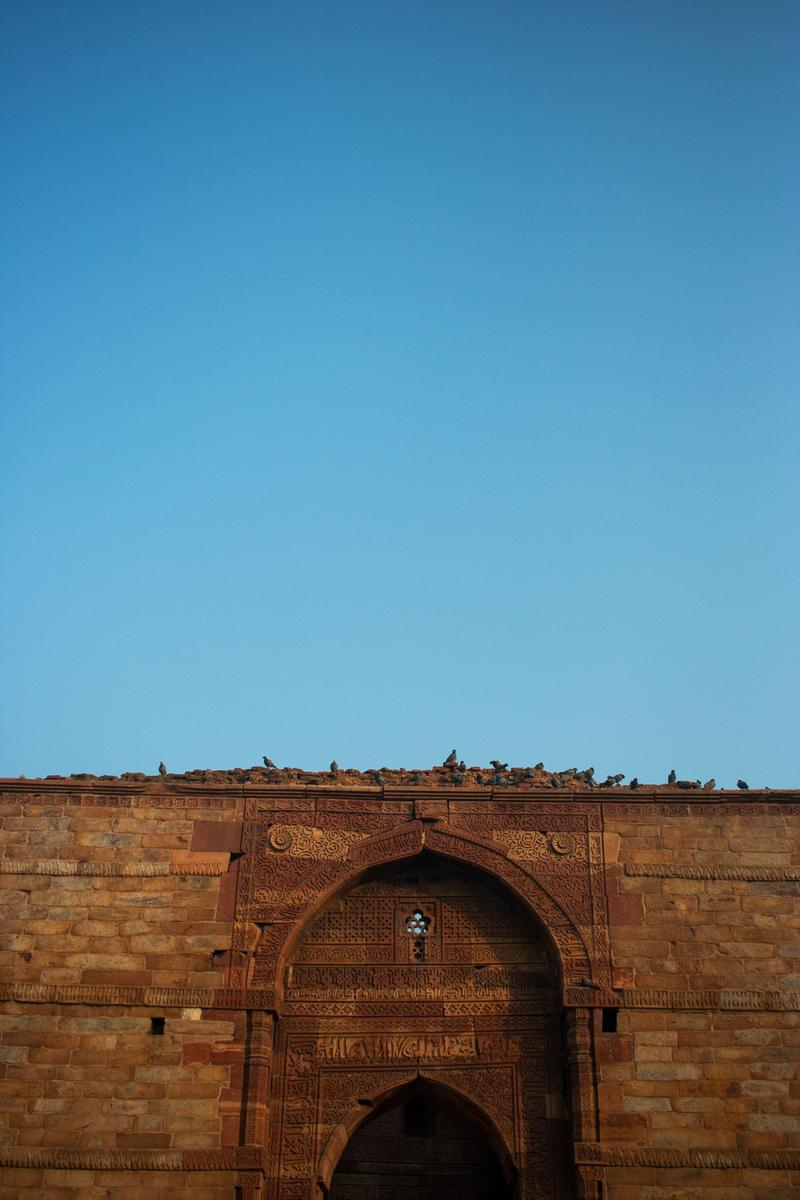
[316,1072,519,1198]
[250,822,595,1200]
[268,819,594,1001]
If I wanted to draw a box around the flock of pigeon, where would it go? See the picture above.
[151,756,750,790]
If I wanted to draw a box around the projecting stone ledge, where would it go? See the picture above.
[1,763,791,793]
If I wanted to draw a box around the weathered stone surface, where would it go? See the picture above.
[1,774,799,1198]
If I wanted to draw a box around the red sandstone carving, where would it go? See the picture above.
[2,775,799,1199]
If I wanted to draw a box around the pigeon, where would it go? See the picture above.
[668,769,676,784]
[490,760,509,772]
[703,778,715,790]
[629,778,639,789]
[158,762,167,776]
[737,779,749,791]
[451,771,463,785]
[330,761,339,775]
[578,976,600,989]
[375,772,385,786]
[612,773,625,784]
[676,779,700,790]
[534,762,544,771]
[262,756,277,769]
[444,750,458,767]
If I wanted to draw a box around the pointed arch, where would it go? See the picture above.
[265,819,593,1002]
[316,1072,518,1196]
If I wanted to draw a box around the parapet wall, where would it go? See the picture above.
[0,776,798,1199]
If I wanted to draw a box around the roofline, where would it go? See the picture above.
[0,776,797,803]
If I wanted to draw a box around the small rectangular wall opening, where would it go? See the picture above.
[601,1008,618,1033]
[150,1016,166,1035]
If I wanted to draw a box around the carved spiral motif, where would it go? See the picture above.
[547,833,575,856]
[266,825,294,853]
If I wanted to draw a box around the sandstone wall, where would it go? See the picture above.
[0,793,243,1198]
[600,801,800,1199]
[1,781,798,1199]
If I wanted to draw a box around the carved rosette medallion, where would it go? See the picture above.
[266,825,294,853]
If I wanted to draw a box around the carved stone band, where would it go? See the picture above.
[0,858,226,876]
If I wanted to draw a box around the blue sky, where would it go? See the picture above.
[2,2,798,786]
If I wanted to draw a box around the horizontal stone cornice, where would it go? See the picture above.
[625,862,800,881]
[0,982,275,1010]
[0,1147,263,1172]
[576,1143,800,1170]
[2,1144,798,1174]
[0,858,226,876]
[1,777,797,805]
[564,986,800,1011]
[2,979,798,1013]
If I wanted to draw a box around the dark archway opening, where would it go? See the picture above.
[328,1079,513,1200]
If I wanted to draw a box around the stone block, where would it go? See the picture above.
[190,821,243,853]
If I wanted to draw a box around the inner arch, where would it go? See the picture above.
[327,1078,514,1200]
[287,849,561,996]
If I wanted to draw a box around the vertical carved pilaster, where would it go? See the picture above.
[236,1170,264,1200]
[243,1009,275,1148]
[576,1164,605,1200]
[564,1006,598,1144]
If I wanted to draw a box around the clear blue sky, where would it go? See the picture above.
[2,2,798,787]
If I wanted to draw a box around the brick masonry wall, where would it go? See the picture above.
[0,803,233,990]
[600,802,800,1199]
[0,793,245,1198]
[1,782,798,1200]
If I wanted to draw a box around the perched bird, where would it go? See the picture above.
[490,760,508,772]
[262,756,276,769]
[158,762,167,776]
[703,778,715,790]
[668,769,676,784]
[374,772,385,786]
[676,779,700,790]
[411,773,422,783]
[330,760,339,775]
[629,777,639,790]
[737,779,749,791]
[534,762,544,771]
[451,771,463,785]
[612,773,625,784]
[444,749,458,766]
[578,976,600,989]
